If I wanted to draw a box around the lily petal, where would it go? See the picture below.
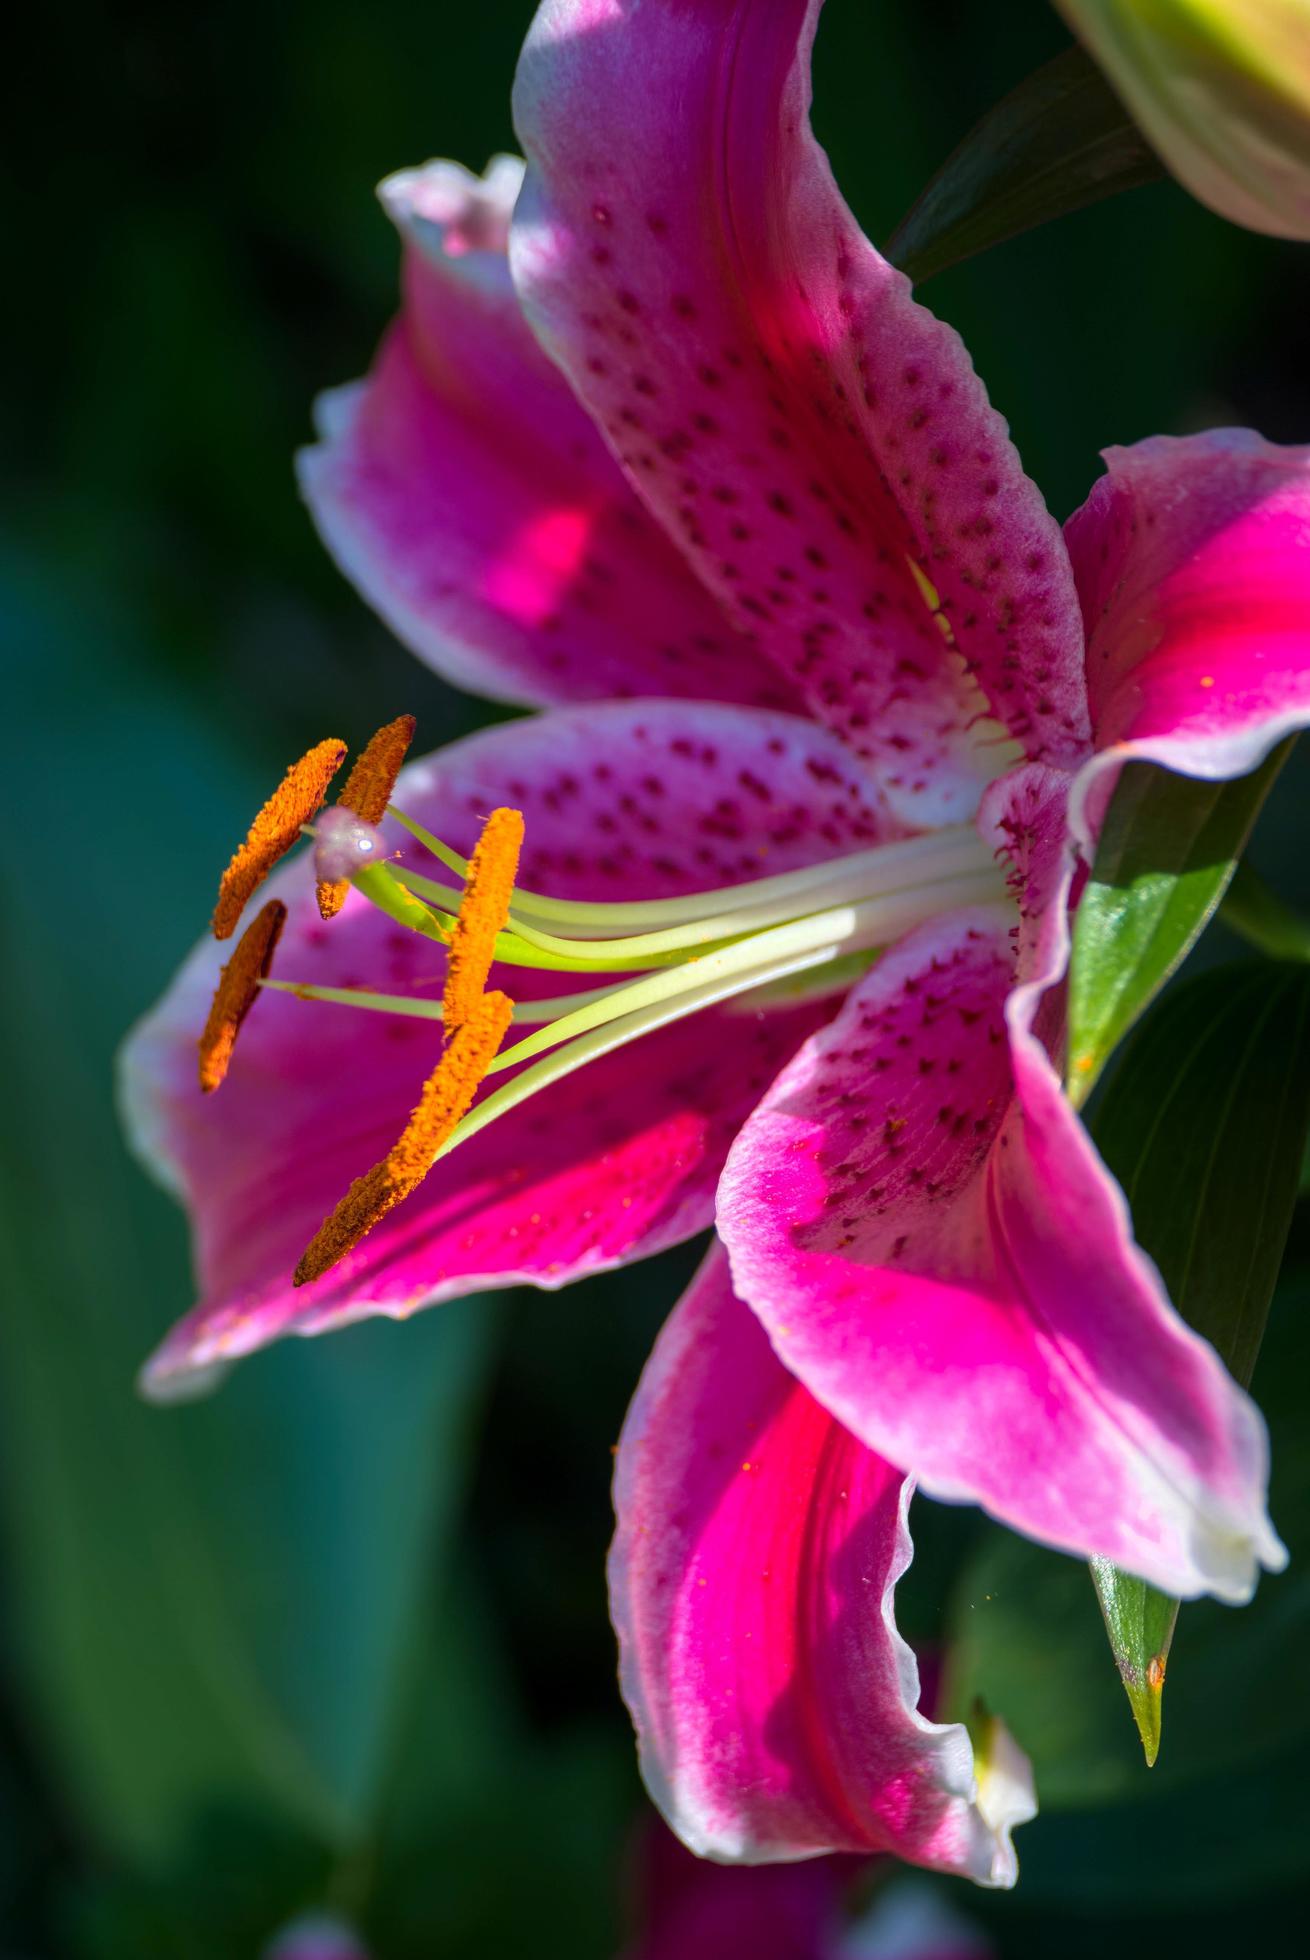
[299,158,792,714]
[624,1825,851,1960]
[510,0,1088,824]
[123,702,886,1395]
[610,1244,1032,1883]
[717,875,1284,1601]
[1065,429,1310,845]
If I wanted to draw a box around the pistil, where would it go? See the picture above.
[268,805,1008,1261]
[193,723,1010,1287]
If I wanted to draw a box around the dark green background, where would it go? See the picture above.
[5,1,1309,1952]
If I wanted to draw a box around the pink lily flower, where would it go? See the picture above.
[122,0,1310,1882]
[263,1917,370,1960]
[623,1822,991,1959]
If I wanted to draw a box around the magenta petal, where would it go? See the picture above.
[610,1245,1033,1882]
[264,1919,370,1960]
[123,701,888,1395]
[625,1825,852,1960]
[717,899,1284,1601]
[299,158,792,714]
[628,1831,993,1960]
[510,0,1088,822]
[1065,428,1310,842]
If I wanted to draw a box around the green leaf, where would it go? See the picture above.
[1085,960,1310,1763]
[1096,962,1310,1385]
[1087,1561,1178,1768]
[885,43,1162,285]
[944,1269,1310,1906]
[1066,750,1288,1109]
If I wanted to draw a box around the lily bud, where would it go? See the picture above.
[1055,0,1310,237]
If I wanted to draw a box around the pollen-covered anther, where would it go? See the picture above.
[316,713,416,921]
[293,988,515,1286]
[441,807,525,1033]
[212,738,347,939]
[198,900,287,1093]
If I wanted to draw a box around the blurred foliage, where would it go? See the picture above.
[886,43,1163,283]
[5,0,1310,1953]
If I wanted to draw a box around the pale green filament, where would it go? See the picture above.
[274,808,1010,1172]
[391,805,992,933]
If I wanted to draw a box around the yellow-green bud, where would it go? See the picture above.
[1056,0,1310,237]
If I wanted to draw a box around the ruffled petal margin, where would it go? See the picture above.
[609,1244,1033,1882]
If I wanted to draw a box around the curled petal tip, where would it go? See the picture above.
[379,153,525,256]
[136,1352,231,1405]
[971,1712,1037,1889]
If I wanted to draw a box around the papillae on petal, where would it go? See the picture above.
[511,0,1089,825]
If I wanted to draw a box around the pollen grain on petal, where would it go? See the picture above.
[294,988,514,1286]
[442,807,525,1033]
[317,714,417,921]
[198,900,287,1093]
[212,738,346,939]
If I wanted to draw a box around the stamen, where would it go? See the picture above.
[262,974,635,1026]
[441,808,524,1033]
[316,714,416,921]
[294,989,514,1286]
[906,557,958,647]
[392,808,993,935]
[198,900,287,1092]
[212,738,346,939]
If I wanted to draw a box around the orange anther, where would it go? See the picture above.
[441,808,525,1034]
[293,989,514,1286]
[212,738,346,939]
[198,900,287,1092]
[316,714,417,921]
